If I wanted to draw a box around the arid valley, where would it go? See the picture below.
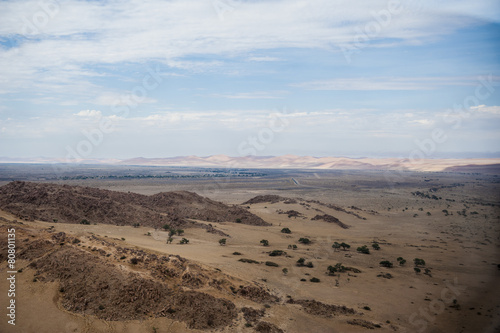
[0,163,499,333]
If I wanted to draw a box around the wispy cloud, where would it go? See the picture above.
[292,77,486,91]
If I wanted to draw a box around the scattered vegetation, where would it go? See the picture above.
[414,267,421,274]
[219,238,227,246]
[310,277,320,283]
[260,239,269,246]
[179,238,189,244]
[287,244,298,250]
[282,268,288,276]
[80,219,90,225]
[397,257,406,266]
[371,242,380,250]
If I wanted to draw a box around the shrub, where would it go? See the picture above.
[239,258,260,264]
[166,237,173,244]
[310,277,320,283]
[298,238,311,245]
[130,257,139,265]
[282,268,288,275]
[219,238,227,246]
[80,219,90,225]
[363,306,371,311]
[414,267,421,274]
[305,262,314,268]
[332,242,341,251]
[176,229,184,236]
[265,261,279,267]
[260,239,269,246]
[120,256,126,260]
[162,224,170,230]
[372,242,380,250]
[235,218,242,223]
[379,260,393,268]
[357,245,370,254]
[281,227,291,234]
[133,223,140,228]
[121,237,125,241]
[269,250,285,257]
[232,252,242,255]
[397,257,406,266]
[179,238,189,244]
[296,258,305,266]
[300,278,306,282]
[414,258,426,266]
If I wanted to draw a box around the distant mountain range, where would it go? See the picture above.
[1,155,499,173]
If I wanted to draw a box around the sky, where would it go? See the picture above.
[0,0,499,160]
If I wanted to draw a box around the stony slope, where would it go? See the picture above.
[0,181,269,228]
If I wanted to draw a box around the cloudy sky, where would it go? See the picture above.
[0,0,499,160]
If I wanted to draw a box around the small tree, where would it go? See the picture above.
[260,239,269,246]
[219,238,227,246]
[296,258,305,266]
[133,223,140,228]
[414,267,421,274]
[162,224,170,230]
[282,268,288,276]
[179,238,189,244]
[340,242,350,251]
[332,242,341,252]
[397,257,406,266]
[372,242,380,250]
[166,237,173,244]
[169,229,176,237]
[176,229,184,236]
[281,227,291,234]
[235,218,242,223]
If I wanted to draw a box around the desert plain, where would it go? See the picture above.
[0,163,499,333]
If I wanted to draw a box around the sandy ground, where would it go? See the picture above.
[1,171,499,332]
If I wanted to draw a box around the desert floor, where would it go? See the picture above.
[0,168,499,332]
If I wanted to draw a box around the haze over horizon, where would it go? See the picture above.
[1,1,499,160]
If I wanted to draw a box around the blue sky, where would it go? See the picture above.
[0,0,499,160]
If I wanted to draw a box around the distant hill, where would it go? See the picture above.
[0,181,269,229]
[1,155,500,173]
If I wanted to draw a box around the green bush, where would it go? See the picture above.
[310,277,320,283]
[260,239,269,246]
[179,238,189,244]
[269,250,285,257]
[298,237,311,244]
[281,227,292,234]
[357,245,370,254]
[265,261,279,267]
[372,243,380,250]
[414,258,426,266]
[379,260,393,268]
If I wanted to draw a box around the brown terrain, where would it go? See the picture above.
[0,167,499,333]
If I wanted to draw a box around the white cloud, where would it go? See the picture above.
[248,56,281,62]
[74,110,102,117]
[292,77,484,91]
[470,105,500,115]
[0,0,497,98]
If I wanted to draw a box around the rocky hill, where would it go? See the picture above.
[0,181,269,229]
